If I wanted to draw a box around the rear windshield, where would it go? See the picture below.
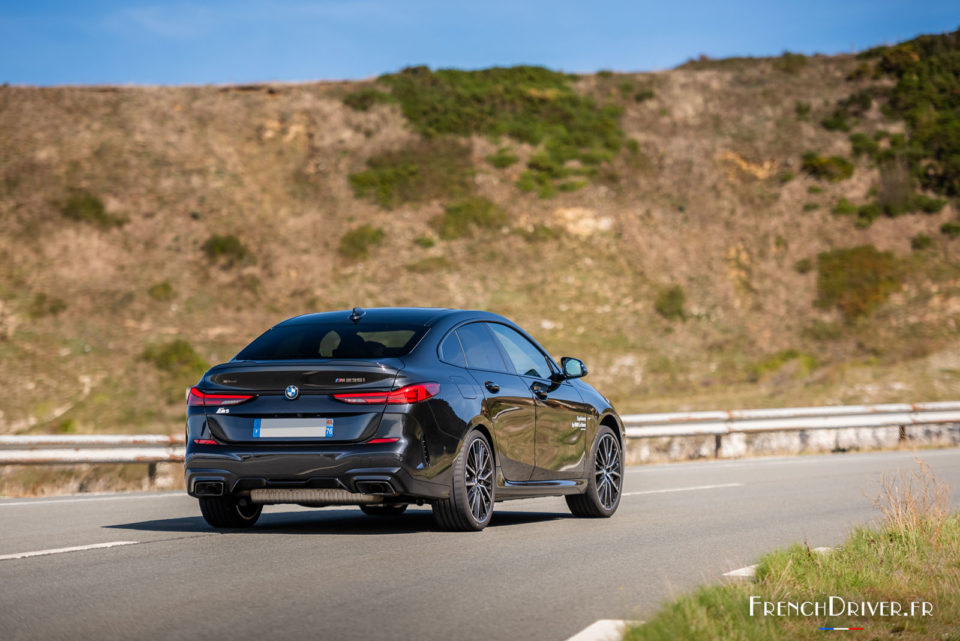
[234,322,429,360]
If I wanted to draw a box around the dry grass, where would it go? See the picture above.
[872,455,950,534]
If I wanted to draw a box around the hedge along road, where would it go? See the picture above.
[2,448,960,641]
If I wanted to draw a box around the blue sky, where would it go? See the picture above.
[1,1,957,86]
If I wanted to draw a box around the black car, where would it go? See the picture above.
[184,307,624,531]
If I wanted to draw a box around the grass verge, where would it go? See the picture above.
[625,458,959,640]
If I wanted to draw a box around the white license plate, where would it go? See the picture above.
[253,418,334,438]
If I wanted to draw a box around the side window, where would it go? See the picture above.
[455,323,508,372]
[438,332,466,368]
[487,323,552,379]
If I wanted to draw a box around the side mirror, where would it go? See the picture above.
[560,357,588,379]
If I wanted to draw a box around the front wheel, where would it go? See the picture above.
[198,496,262,529]
[566,426,623,518]
[432,430,495,531]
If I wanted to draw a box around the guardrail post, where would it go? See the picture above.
[714,434,722,458]
[147,462,157,485]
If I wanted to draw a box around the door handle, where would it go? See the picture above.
[484,381,500,393]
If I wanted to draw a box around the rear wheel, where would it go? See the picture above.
[360,504,408,517]
[566,426,622,518]
[198,496,262,528]
[432,430,495,531]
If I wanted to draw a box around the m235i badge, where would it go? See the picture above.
[216,407,229,414]
[335,377,365,383]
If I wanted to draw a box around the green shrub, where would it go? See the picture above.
[849,132,879,157]
[486,147,519,169]
[802,153,854,181]
[431,197,507,240]
[832,197,858,216]
[778,170,795,184]
[348,139,472,208]
[342,88,395,111]
[855,203,882,227]
[654,285,686,321]
[794,101,811,118]
[941,221,960,239]
[405,256,450,273]
[28,292,66,318]
[338,224,384,259]
[816,245,901,319]
[413,236,435,248]
[820,113,850,131]
[557,180,586,192]
[911,234,933,250]
[807,185,823,194]
[142,339,209,379]
[147,281,174,301]
[802,202,820,211]
[202,234,256,267]
[61,190,125,229]
[794,258,813,274]
[774,52,808,73]
[377,66,623,196]
[872,30,960,195]
[912,193,947,214]
[634,88,655,102]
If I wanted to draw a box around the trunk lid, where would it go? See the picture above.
[199,359,402,443]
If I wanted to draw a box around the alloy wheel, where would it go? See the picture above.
[594,433,622,510]
[464,438,493,523]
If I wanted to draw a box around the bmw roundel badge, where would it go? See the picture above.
[284,385,299,400]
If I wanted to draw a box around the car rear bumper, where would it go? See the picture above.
[184,440,449,501]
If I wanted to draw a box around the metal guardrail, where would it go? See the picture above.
[0,435,185,478]
[621,401,960,456]
[0,402,958,468]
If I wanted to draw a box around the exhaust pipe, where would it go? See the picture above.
[355,480,397,496]
[194,481,224,496]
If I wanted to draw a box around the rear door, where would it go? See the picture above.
[198,361,400,443]
[455,322,537,482]
[486,323,588,481]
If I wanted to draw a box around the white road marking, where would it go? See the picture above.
[723,547,833,580]
[622,482,743,496]
[723,564,757,579]
[565,619,637,641]
[0,540,139,561]
[0,492,183,508]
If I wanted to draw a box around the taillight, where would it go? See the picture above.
[367,437,400,444]
[188,387,255,407]
[334,382,440,405]
[193,439,219,445]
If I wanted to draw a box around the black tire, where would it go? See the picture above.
[360,504,408,517]
[432,430,495,531]
[198,496,262,528]
[566,426,623,518]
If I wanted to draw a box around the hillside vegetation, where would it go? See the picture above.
[2,30,960,479]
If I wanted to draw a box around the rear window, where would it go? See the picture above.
[235,322,428,360]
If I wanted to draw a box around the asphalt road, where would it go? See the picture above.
[2,448,959,641]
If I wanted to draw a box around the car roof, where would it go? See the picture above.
[276,307,484,328]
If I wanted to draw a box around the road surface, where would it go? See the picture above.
[2,448,959,641]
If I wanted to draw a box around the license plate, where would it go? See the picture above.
[253,418,334,438]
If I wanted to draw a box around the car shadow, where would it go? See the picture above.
[106,508,572,535]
